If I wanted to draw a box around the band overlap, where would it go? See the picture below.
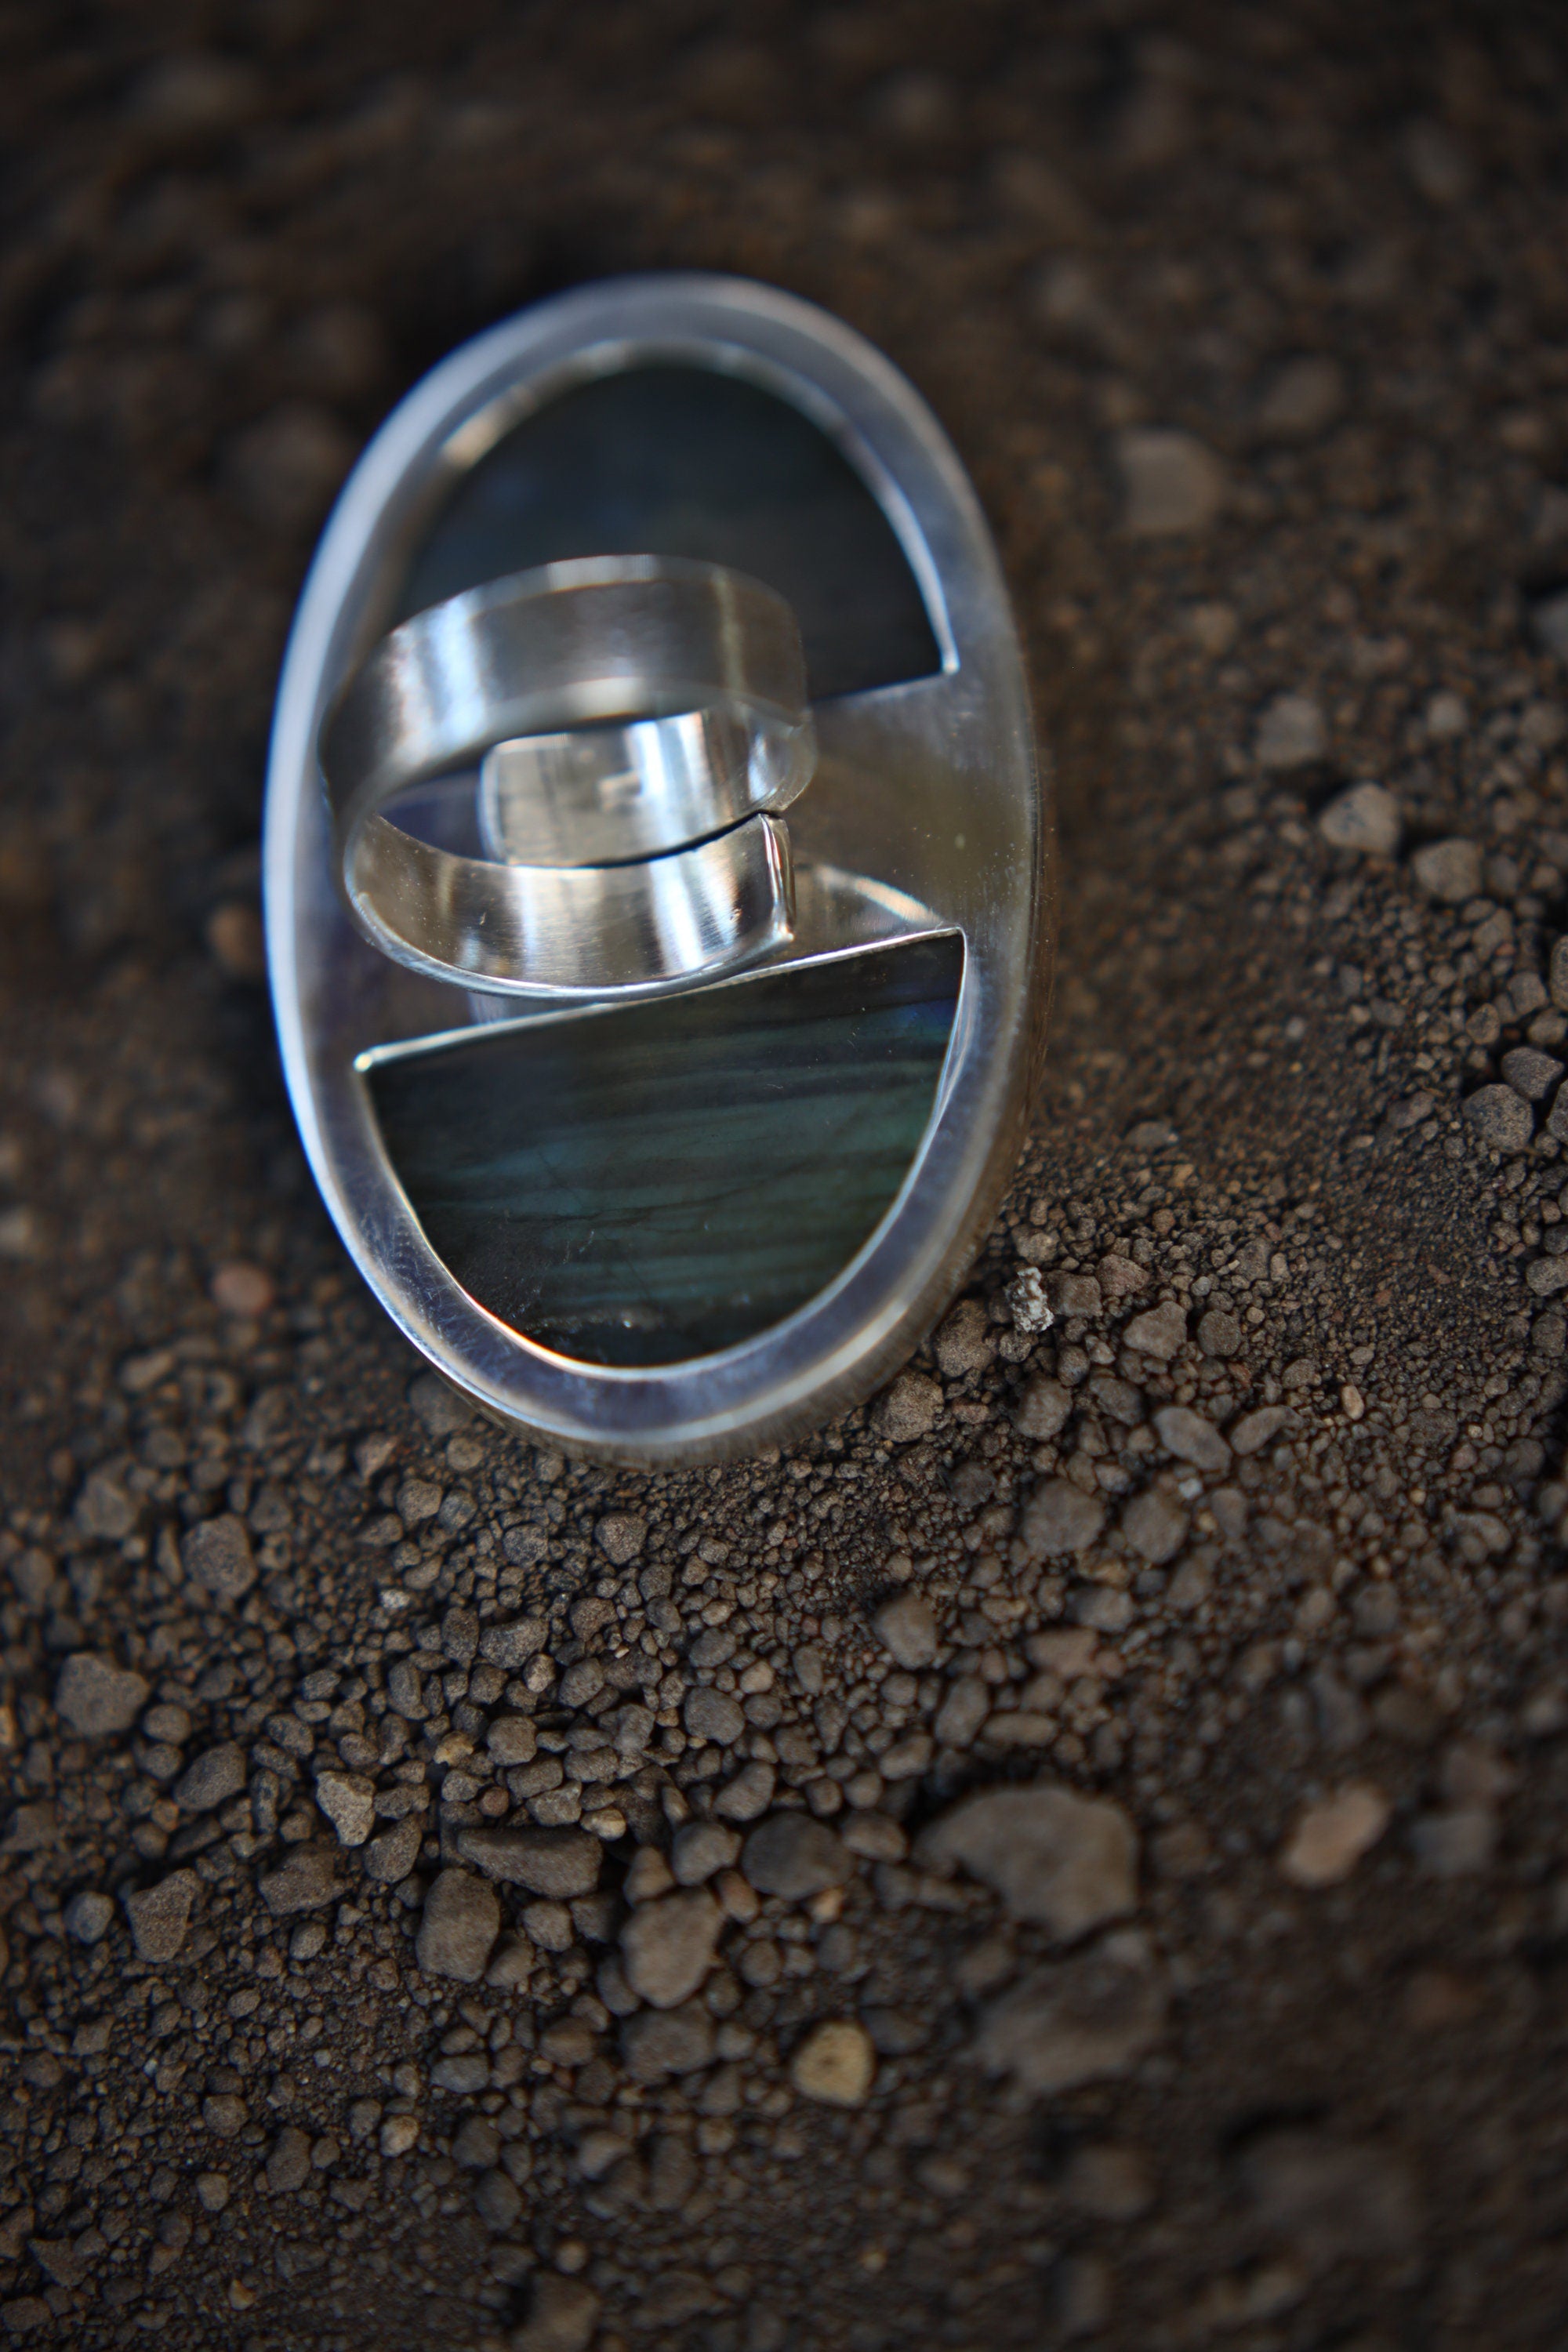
[318,555,815,996]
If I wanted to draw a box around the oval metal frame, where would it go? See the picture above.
[263,274,1054,1463]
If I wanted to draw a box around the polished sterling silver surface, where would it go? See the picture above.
[324,553,809,819]
[264,274,1052,1463]
[344,804,793,996]
[320,553,815,991]
[478,700,810,869]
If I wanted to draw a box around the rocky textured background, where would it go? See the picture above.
[4,3,1568,2347]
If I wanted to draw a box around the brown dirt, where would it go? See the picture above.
[5,5,1568,2349]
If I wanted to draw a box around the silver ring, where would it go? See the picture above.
[269,273,1050,1457]
[318,554,815,996]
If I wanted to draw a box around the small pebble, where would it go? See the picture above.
[1196,1308,1241,1358]
[594,1512,646,1565]
[873,1370,942,1441]
[314,1769,376,1847]
[173,1742,247,1813]
[1410,837,1483,903]
[122,1869,199,1963]
[1461,1084,1534,1155]
[1122,1300,1187,1359]
[789,2019,876,2107]
[622,2002,715,2084]
[63,1889,114,1944]
[619,1889,723,2009]
[1549,938,1568,1013]
[872,1589,938,1670]
[258,1845,339,1918]
[934,1298,995,1376]
[1020,1479,1105,1557]
[510,2274,601,2352]
[1116,426,1225,536]
[416,1867,500,1982]
[670,1820,741,1886]
[1230,1406,1290,1457]
[973,1939,1167,2092]
[1501,1047,1563,1104]
[1152,1404,1230,1472]
[1007,1265,1054,1334]
[54,1653,148,1737]
[182,1515,257,1603]
[741,1813,852,1900]
[1279,1784,1392,1887]
[920,1784,1138,1938]
[142,1700,191,1744]
[205,904,267,981]
[684,1686,746,1745]
[713,1759,775,1820]
[1014,1374,1073,1441]
[1255,693,1327,771]
[1120,1489,1189,1565]
[1316,781,1400,857]
[209,1261,274,1316]
[1255,353,1345,442]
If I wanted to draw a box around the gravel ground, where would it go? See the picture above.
[5,4,1568,2347]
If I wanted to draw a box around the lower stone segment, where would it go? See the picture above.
[368,931,962,1367]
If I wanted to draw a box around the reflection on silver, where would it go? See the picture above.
[346,808,793,997]
[319,553,815,993]
[323,553,810,817]
[479,701,810,867]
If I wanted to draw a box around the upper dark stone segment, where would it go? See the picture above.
[396,362,942,701]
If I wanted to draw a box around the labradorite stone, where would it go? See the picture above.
[368,934,961,1367]
[398,364,941,700]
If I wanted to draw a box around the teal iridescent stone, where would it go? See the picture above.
[398,363,941,699]
[367,933,962,1367]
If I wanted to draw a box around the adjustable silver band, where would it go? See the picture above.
[319,554,815,995]
[342,808,794,998]
[478,702,809,868]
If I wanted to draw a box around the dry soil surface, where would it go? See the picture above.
[4,5,1568,2350]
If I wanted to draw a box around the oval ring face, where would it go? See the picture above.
[264,274,1053,1463]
